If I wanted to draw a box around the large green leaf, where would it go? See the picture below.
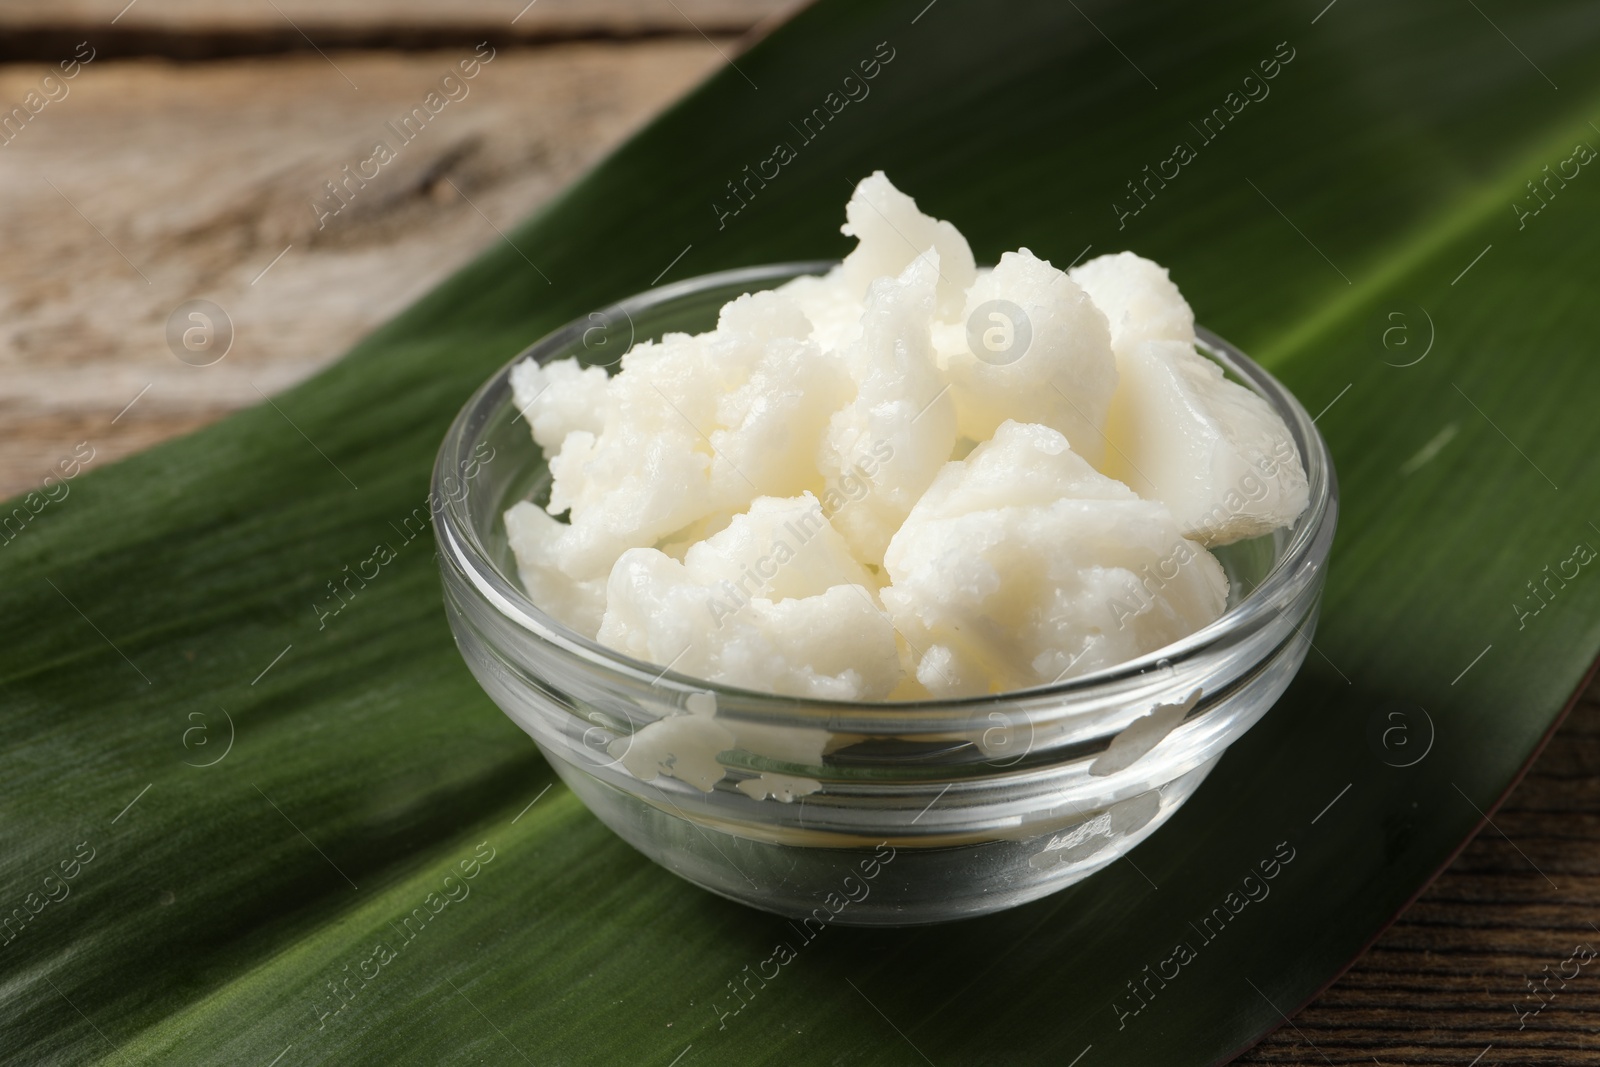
[5,1,1599,1063]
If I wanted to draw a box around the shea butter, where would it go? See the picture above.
[506,172,1308,700]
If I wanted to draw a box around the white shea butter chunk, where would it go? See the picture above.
[504,500,607,637]
[524,289,848,581]
[839,170,976,320]
[818,253,958,567]
[1069,251,1197,356]
[1103,340,1310,545]
[704,291,853,505]
[597,495,900,700]
[934,248,1118,465]
[537,329,717,578]
[777,268,863,355]
[882,421,1227,697]
[1071,251,1308,545]
[509,357,610,454]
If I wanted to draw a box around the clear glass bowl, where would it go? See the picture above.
[433,262,1337,926]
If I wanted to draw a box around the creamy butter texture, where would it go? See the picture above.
[506,173,1308,700]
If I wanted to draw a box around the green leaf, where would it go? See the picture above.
[5,1,1599,1063]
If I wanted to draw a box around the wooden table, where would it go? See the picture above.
[2,6,1595,1062]
[0,1,784,498]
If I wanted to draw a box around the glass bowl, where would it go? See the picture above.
[433,262,1337,926]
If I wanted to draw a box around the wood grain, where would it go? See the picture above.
[0,0,794,35]
[0,42,735,499]
[0,1,801,62]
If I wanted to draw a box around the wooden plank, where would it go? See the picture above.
[0,1,801,62]
[0,42,729,499]
[0,0,793,31]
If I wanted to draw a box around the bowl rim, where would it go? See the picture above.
[433,260,1337,719]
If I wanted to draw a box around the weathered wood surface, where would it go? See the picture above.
[2,15,1598,1064]
[0,0,788,27]
[0,0,796,38]
[0,42,734,499]
[0,0,798,57]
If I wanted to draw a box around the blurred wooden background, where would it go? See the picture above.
[0,0,793,499]
[0,3,1596,1062]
